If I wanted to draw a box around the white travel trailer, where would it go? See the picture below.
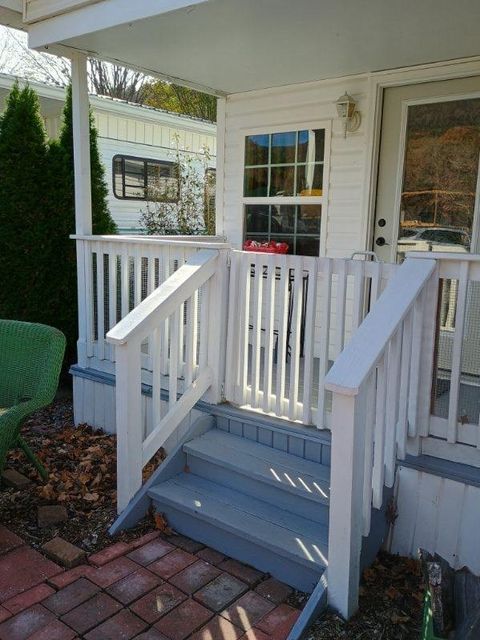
[0,72,216,233]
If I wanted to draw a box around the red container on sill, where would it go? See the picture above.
[243,240,289,254]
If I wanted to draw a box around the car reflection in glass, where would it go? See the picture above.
[398,226,471,254]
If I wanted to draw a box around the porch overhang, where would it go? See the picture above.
[24,0,480,95]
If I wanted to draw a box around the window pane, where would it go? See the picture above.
[297,204,321,234]
[113,158,123,197]
[297,129,325,163]
[296,236,320,256]
[399,97,480,255]
[271,205,295,234]
[124,158,144,175]
[245,134,269,166]
[244,167,268,197]
[271,132,296,164]
[245,205,270,233]
[296,164,323,195]
[270,166,295,196]
[147,162,178,201]
[125,184,145,198]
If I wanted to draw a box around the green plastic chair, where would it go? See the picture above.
[0,320,66,481]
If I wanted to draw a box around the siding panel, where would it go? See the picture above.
[391,466,480,574]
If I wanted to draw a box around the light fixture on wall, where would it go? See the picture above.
[335,92,361,138]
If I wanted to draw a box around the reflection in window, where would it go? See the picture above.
[244,129,325,197]
[245,204,321,256]
[399,98,480,252]
[113,155,178,201]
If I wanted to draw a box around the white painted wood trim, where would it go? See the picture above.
[115,337,143,512]
[328,392,366,619]
[71,52,92,236]
[214,96,226,237]
[141,367,212,465]
[71,235,230,249]
[325,258,436,395]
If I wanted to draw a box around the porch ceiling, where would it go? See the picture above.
[27,0,480,95]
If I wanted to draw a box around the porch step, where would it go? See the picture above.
[148,473,327,592]
[183,429,330,524]
[146,427,330,591]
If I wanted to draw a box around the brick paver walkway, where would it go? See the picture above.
[0,525,301,639]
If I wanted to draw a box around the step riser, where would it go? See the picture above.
[151,498,321,593]
[186,455,329,525]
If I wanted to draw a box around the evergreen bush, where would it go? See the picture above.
[0,81,117,373]
[0,83,51,323]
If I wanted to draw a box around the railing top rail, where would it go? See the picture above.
[324,257,436,397]
[406,250,480,262]
[106,249,219,346]
[71,234,231,250]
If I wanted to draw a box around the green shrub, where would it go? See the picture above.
[0,81,117,374]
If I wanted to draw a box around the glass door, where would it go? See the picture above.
[374,77,480,450]
[374,77,480,262]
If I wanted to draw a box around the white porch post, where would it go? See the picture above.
[71,52,92,235]
[71,52,92,369]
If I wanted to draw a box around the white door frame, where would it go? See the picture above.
[361,56,480,259]
[379,89,480,262]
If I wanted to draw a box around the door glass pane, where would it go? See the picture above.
[405,98,480,435]
[397,97,480,258]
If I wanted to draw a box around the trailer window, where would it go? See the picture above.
[113,155,178,201]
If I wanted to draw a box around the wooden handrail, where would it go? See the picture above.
[324,257,436,396]
[72,234,230,249]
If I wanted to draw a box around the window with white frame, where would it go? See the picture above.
[243,128,326,256]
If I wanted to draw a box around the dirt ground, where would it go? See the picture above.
[0,397,424,639]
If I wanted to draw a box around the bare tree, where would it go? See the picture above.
[88,58,148,102]
[0,26,216,119]
[0,26,151,100]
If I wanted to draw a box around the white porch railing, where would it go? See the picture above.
[420,253,480,462]
[324,257,439,618]
[74,235,228,373]
[225,251,397,426]
[105,247,228,511]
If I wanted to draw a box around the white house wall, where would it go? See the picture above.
[220,74,370,258]
[390,466,480,575]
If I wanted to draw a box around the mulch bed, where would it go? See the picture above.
[0,394,164,553]
[304,553,425,639]
[0,397,425,638]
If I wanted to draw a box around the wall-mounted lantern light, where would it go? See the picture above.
[335,92,361,138]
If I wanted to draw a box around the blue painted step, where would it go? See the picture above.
[184,429,330,525]
[147,428,330,592]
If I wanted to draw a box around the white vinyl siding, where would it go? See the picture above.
[221,75,369,258]
[391,466,480,575]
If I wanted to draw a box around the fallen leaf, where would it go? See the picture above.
[154,512,173,535]
[83,492,99,502]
